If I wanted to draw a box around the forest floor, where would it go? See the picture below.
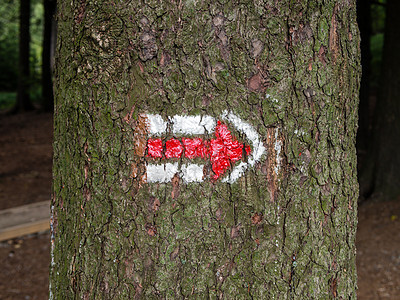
[0,111,399,299]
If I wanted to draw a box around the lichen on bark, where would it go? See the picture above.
[51,0,360,298]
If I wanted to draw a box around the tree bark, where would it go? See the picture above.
[359,0,400,201]
[51,1,360,298]
[15,0,33,112]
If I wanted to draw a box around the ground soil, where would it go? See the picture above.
[0,111,399,299]
[0,111,53,211]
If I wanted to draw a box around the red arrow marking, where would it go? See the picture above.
[146,121,251,180]
[211,121,251,179]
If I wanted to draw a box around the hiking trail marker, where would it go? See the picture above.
[144,111,265,184]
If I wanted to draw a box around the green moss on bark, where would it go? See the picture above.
[51,0,360,298]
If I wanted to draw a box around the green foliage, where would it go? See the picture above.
[370,0,386,88]
[370,33,384,88]
[371,0,386,34]
[0,92,16,109]
[31,0,44,81]
[0,0,44,94]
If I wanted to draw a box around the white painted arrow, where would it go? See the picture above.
[145,112,265,183]
[219,111,265,183]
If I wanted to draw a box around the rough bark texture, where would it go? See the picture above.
[51,1,360,299]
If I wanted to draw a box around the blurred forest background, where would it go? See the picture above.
[0,0,55,112]
[0,0,399,299]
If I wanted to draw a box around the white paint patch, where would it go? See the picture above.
[145,112,266,183]
[220,111,266,183]
[294,129,305,136]
[220,111,265,166]
[147,114,167,135]
[181,164,204,183]
[171,115,216,135]
[147,114,216,136]
[146,163,179,183]
[221,161,248,184]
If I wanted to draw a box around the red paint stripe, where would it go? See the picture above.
[146,121,251,179]
[147,138,163,158]
[165,138,183,158]
[182,138,209,159]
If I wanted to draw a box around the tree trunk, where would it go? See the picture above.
[41,0,56,112]
[51,1,360,298]
[15,0,33,112]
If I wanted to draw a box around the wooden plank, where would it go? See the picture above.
[0,200,50,242]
